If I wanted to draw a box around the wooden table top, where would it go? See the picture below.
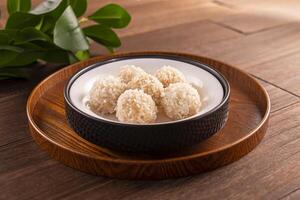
[1,0,300,199]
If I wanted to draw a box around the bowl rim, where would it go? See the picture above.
[64,54,230,127]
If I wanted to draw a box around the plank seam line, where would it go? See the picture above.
[212,0,237,9]
[57,180,114,199]
[252,75,300,98]
[262,120,300,144]
[278,137,300,152]
[122,18,244,41]
[271,101,300,114]
[278,183,300,199]
[246,44,300,69]
[0,90,28,102]
[244,22,294,36]
[208,20,245,34]
[0,137,31,150]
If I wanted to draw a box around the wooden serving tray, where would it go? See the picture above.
[27,52,270,180]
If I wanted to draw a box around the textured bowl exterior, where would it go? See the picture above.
[65,98,229,153]
[64,54,230,154]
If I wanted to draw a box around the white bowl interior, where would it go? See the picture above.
[69,58,224,124]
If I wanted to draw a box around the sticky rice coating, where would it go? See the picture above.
[162,83,201,120]
[116,89,157,124]
[118,65,146,83]
[155,65,186,87]
[127,73,164,105]
[89,76,127,114]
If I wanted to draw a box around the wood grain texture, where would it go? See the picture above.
[27,52,270,179]
[90,19,242,57]
[282,189,300,200]
[246,52,300,97]
[60,102,300,200]
[0,0,300,199]
[0,138,111,200]
[213,0,300,34]
[258,80,299,112]
[119,20,241,52]
[188,22,300,69]
[115,0,239,37]
[212,12,290,34]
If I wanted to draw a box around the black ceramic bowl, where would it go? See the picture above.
[64,54,230,154]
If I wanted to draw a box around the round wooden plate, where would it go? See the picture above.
[27,52,270,180]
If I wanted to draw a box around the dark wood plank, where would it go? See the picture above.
[258,80,299,112]
[281,189,300,200]
[187,22,300,70]
[0,63,66,98]
[119,20,241,52]
[0,0,299,199]
[212,12,290,34]
[214,0,300,33]
[115,0,239,37]
[247,52,300,96]
[0,93,29,147]
[56,103,300,200]
[90,19,243,57]
[0,138,110,200]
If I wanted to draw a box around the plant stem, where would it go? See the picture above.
[79,17,89,24]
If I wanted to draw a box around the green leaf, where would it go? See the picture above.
[30,0,89,34]
[0,33,10,45]
[69,0,87,17]
[30,41,70,64]
[31,0,65,16]
[1,1,131,80]
[0,67,31,79]
[75,50,89,61]
[0,43,47,68]
[41,49,70,63]
[0,77,10,80]
[6,52,43,67]
[105,46,114,53]
[88,4,131,28]
[6,13,41,29]
[0,30,18,44]
[68,52,78,64]
[14,27,51,44]
[31,40,58,49]
[31,0,68,34]
[83,25,121,48]
[39,15,56,33]
[32,0,87,18]
[0,45,23,67]
[7,0,31,15]
[1,43,44,67]
[54,6,89,52]
[0,45,23,52]
[16,43,46,51]
[0,41,69,66]
[35,18,44,31]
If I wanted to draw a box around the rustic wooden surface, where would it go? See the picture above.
[1,0,300,199]
[27,52,270,180]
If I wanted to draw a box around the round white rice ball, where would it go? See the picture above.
[89,76,126,114]
[162,83,201,120]
[155,65,186,87]
[118,65,145,83]
[128,73,164,105]
[116,89,157,124]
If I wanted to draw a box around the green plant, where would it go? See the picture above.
[0,0,131,80]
